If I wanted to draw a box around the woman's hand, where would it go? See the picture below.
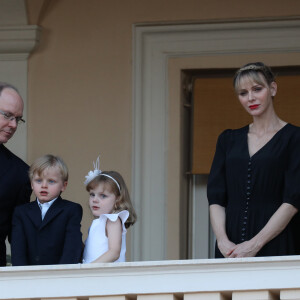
[217,238,237,258]
[228,203,298,258]
[228,240,260,258]
[209,204,237,257]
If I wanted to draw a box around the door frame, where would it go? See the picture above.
[132,18,300,261]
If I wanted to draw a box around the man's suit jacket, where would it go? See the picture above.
[0,144,31,266]
[11,196,83,266]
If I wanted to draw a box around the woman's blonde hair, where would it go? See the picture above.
[233,62,276,91]
[86,171,137,228]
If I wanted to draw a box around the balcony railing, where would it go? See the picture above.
[1,256,300,300]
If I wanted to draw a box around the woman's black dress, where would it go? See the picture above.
[207,123,300,257]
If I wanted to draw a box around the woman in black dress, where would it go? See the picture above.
[207,62,300,258]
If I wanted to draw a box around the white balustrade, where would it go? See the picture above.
[1,256,300,300]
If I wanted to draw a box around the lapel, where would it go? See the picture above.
[26,200,43,228]
[0,144,11,178]
[26,197,65,230]
[40,196,64,229]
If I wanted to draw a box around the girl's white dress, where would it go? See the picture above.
[82,210,129,263]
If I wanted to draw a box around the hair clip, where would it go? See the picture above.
[84,156,121,191]
[84,156,102,186]
[238,65,261,72]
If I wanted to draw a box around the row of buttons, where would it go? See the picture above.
[241,159,252,242]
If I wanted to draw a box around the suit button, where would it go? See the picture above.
[35,256,40,261]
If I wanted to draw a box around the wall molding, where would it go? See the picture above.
[0,25,41,60]
[132,19,300,261]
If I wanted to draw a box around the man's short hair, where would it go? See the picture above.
[29,154,69,182]
[0,82,19,96]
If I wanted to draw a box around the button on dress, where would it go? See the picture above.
[207,124,300,257]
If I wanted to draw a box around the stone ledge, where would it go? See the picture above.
[1,256,300,299]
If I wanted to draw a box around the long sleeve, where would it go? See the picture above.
[8,175,32,243]
[283,127,300,209]
[11,206,29,266]
[207,130,231,207]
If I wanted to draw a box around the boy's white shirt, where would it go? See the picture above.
[37,197,57,219]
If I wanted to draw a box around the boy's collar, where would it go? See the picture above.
[37,197,58,206]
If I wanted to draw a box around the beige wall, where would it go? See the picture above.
[25,0,300,258]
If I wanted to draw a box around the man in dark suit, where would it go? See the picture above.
[0,82,31,266]
[11,155,83,266]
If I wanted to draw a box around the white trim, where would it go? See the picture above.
[1,257,300,298]
[0,26,41,60]
[132,19,300,261]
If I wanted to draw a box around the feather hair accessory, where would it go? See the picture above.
[84,156,121,191]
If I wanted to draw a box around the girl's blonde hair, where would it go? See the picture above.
[86,171,137,228]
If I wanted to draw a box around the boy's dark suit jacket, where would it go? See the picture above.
[11,196,83,266]
[0,144,31,266]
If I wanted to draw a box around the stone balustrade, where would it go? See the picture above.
[1,256,300,300]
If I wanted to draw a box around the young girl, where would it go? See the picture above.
[82,157,137,263]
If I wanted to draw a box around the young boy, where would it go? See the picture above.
[11,154,83,266]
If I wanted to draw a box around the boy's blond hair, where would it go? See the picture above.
[29,154,68,182]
